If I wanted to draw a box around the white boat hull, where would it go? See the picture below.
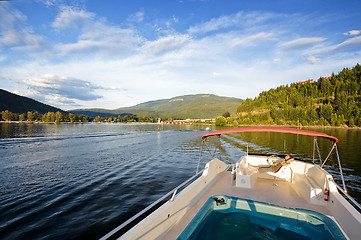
[119,156,361,239]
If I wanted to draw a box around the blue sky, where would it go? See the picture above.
[1,0,361,110]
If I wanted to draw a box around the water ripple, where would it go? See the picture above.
[0,125,202,239]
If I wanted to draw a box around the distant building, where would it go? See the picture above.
[296,79,314,84]
[296,76,331,84]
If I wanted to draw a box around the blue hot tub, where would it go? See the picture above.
[177,195,347,240]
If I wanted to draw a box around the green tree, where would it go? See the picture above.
[49,112,55,122]
[123,115,137,122]
[223,111,231,118]
[260,111,271,122]
[320,78,332,97]
[94,116,102,122]
[42,112,55,122]
[335,92,347,116]
[42,113,48,122]
[1,110,13,121]
[226,117,234,124]
[33,112,41,121]
[55,111,63,123]
[19,113,27,121]
[69,113,76,123]
[348,117,356,127]
[215,116,227,126]
[27,112,34,122]
[319,103,333,124]
[80,115,90,122]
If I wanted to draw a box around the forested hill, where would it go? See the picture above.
[0,89,63,114]
[73,94,243,119]
[235,64,361,127]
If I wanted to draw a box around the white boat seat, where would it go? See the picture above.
[235,155,294,188]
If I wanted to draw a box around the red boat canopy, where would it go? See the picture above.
[202,126,338,143]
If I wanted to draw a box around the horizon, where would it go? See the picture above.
[1,0,361,110]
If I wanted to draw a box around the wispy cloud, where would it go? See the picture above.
[344,30,361,36]
[127,10,145,23]
[212,72,221,77]
[140,34,191,56]
[52,6,142,57]
[52,6,95,29]
[0,3,47,53]
[188,11,274,35]
[231,32,273,48]
[273,58,281,63]
[278,37,326,50]
[308,56,320,64]
[307,35,361,55]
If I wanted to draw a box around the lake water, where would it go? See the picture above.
[0,123,360,239]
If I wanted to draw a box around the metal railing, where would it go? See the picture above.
[334,182,361,211]
[100,167,208,240]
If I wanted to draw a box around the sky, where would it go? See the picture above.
[0,0,361,110]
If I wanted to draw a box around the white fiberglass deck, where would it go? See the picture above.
[118,157,360,240]
[163,171,330,239]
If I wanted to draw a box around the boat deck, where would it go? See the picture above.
[163,171,330,239]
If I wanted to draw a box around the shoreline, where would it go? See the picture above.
[1,120,361,130]
[224,123,361,130]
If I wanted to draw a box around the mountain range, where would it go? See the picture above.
[70,94,243,119]
[0,90,243,119]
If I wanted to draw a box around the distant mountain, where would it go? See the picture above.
[0,89,63,114]
[71,94,243,119]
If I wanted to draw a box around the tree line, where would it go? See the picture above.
[0,110,156,123]
[216,64,361,127]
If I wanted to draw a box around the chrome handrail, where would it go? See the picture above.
[334,182,361,210]
[100,167,208,240]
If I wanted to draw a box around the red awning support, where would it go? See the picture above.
[197,135,222,173]
[202,126,338,143]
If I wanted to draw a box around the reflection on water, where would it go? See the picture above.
[0,123,360,239]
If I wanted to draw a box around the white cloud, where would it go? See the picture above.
[140,34,191,56]
[231,32,273,48]
[0,3,47,53]
[278,37,325,50]
[344,30,361,36]
[307,35,361,55]
[212,72,221,77]
[13,89,45,101]
[188,11,274,35]
[21,74,103,101]
[52,6,95,29]
[51,7,143,57]
[338,35,361,49]
[127,10,145,23]
[308,56,320,64]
